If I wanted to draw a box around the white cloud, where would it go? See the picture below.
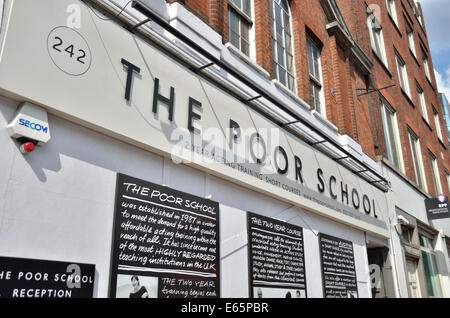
[435,67,450,98]
[420,0,450,53]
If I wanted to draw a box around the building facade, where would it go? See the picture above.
[0,0,448,298]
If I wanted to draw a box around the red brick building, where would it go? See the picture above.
[168,0,449,199]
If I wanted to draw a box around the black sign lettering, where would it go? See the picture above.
[319,233,358,298]
[425,195,450,220]
[247,212,306,298]
[109,173,220,298]
[0,257,95,298]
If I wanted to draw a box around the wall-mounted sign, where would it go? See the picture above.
[109,173,220,298]
[319,233,358,298]
[247,212,306,298]
[0,0,389,237]
[425,195,450,220]
[0,256,95,298]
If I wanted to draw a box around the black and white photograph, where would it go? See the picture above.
[115,274,158,299]
[253,287,306,299]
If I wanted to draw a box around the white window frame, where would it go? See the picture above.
[433,107,444,142]
[386,0,398,26]
[408,128,427,192]
[405,20,417,58]
[428,151,443,195]
[417,83,429,122]
[228,0,254,58]
[270,0,296,92]
[367,14,389,67]
[381,100,405,172]
[423,55,431,82]
[396,52,411,97]
[307,37,325,116]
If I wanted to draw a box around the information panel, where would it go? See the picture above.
[0,256,95,298]
[425,195,450,220]
[109,173,220,298]
[247,212,306,298]
[319,233,358,298]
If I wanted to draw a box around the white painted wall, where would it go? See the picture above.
[0,96,372,298]
[382,164,450,297]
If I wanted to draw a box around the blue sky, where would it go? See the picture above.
[420,0,450,97]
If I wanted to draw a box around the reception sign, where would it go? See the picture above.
[0,256,95,298]
[0,0,388,237]
[109,173,220,298]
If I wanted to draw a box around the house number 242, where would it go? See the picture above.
[52,37,87,64]
[47,26,92,76]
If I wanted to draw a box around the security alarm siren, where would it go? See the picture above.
[7,102,51,154]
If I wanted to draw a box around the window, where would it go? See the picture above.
[416,83,429,122]
[423,53,431,82]
[307,37,324,115]
[419,234,443,297]
[401,225,412,244]
[386,0,398,26]
[408,128,427,191]
[428,151,443,195]
[367,12,388,66]
[405,19,416,58]
[396,52,411,97]
[270,0,295,91]
[413,1,423,27]
[433,107,444,141]
[380,100,403,170]
[228,0,252,57]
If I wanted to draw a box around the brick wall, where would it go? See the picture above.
[337,0,450,197]
[166,0,450,197]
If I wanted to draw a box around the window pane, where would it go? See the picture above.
[288,75,295,91]
[286,34,292,52]
[241,21,249,41]
[409,132,421,187]
[429,154,439,195]
[314,83,321,113]
[314,59,320,80]
[277,43,285,66]
[307,42,314,76]
[229,10,240,33]
[243,0,251,16]
[230,31,240,49]
[287,54,293,71]
[276,23,283,43]
[385,108,399,167]
[283,11,289,28]
[275,4,282,24]
[241,39,249,56]
[278,66,286,85]
[231,0,241,9]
